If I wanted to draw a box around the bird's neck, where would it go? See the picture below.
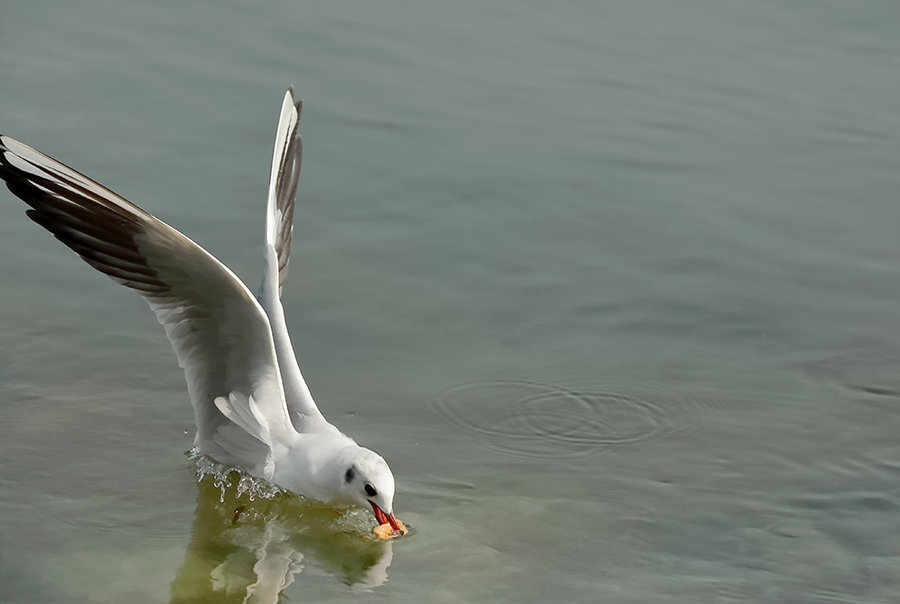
[272,433,359,503]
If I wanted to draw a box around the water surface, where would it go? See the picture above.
[2,1,900,602]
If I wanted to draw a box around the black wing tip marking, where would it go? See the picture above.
[0,136,21,194]
[1,139,170,296]
[285,86,302,113]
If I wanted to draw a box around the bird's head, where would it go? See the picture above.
[340,447,401,531]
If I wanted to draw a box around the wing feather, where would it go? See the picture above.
[0,134,298,472]
[259,89,332,434]
[266,88,302,296]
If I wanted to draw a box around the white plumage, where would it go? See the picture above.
[0,89,403,531]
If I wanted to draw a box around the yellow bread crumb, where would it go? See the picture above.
[373,519,408,540]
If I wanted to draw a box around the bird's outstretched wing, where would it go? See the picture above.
[258,89,331,434]
[265,88,302,299]
[0,134,298,475]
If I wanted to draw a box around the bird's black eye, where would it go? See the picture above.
[345,467,355,483]
[364,483,377,497]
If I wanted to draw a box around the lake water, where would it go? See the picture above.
[2,1,900,602]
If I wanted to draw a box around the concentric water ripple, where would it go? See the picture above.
[432,380,722,460]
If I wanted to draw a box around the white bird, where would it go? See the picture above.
[0,88,404,533]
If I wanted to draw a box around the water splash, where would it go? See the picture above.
[188,447,285,504]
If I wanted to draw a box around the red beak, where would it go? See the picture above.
[370,501,402,531]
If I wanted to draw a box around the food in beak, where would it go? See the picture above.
[371,502,408,539]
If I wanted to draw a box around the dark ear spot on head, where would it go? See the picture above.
[345,466,355,483]
[364,483,377,497]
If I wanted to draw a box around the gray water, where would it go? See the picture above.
[1,1,900,602]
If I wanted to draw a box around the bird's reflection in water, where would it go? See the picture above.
[170,471,395,603]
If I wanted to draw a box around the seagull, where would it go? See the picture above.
[0,88,404,534]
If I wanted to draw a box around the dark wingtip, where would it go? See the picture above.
[284,86,302,118]
[1,135,29,190]
[0,134,13,169]
[0,134,18,169]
